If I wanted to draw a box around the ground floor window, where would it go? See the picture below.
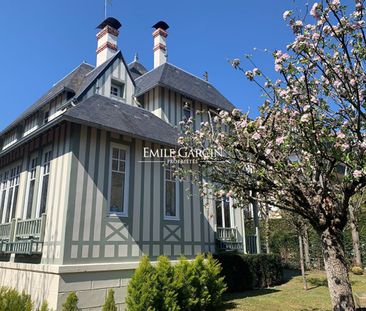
[37,149,52,217]
[1,165,21,223]
[216,197,231,228]
[24,156,38,219]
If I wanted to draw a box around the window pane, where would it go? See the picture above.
[26,180,35,219]
[119,150,126,160]
[216,201,223,227]
[112,159,118,171]
[40,175,49,215]
[110,172,124,213]
[224,200,231,228]
[112,148,119,159]
[11,186,18,219]
[5,188,13,222]
[165,181,176,217]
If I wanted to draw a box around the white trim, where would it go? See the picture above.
[163,164,180,221]
[107,143,130,217]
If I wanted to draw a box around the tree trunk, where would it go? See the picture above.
[320,227,355,311]
[349,201,362,268]
[303,225,311,270]
[265,211,270,254]
[299,234,308,290]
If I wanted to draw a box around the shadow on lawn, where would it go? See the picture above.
[219,289,281,310]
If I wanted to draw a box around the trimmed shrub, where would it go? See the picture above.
[0,287,33,311]
[62,292,79,311]
[102,289,117,311]
[351,266,364,275]
[126,256,157,311]
[126,254,226,311]
[38,301,51,311]
[214,253,283,292]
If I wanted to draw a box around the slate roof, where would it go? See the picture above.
[64,94,178,146]
[1,63,94,135]
[128,61,148,80]
[135,63,235,112]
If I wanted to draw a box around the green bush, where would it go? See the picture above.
[62,292,79,311]
[38,301,51,311]
[102,289,117,311]
[214,253,283,292]
[126,254,226,311]
[0,287,33,311]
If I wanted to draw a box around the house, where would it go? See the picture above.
[0,17,259,310]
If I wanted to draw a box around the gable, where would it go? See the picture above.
[77,52,136,106]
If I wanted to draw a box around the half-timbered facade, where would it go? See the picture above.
[0,17,256,310]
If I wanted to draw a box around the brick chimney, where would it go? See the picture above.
[152,21,169,68]
[96,17,122,67]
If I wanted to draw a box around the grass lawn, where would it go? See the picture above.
[220,270,366,311]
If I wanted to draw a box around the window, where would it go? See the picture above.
[216,197,231,228]
[37,150,52,217]
[0,172,9,223]
[109,145,129,216]
[43,110,50,125]
[3,165,21,223]
[164,164,179,219]
[24,114,39,136]
[2,130,17,150]
[182,98,192,121]
[110,80,125,98]
[24,156,38,219]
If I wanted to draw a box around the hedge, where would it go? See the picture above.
[214,253,283,292]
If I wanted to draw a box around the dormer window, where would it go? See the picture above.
[182,98,192,121]
[43,110,50,125]
[2,130,17,150]
[24,114,39,137]
[110,80,125,99]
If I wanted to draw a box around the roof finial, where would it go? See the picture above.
[134,52,139,62]
[203,71,209,82]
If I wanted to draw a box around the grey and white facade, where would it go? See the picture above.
[0,17,255,310]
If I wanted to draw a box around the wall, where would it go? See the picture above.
[62,123,216,264]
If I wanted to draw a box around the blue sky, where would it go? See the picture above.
[0,0,354,130]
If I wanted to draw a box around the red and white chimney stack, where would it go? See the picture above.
[96,17,122,67]
[152,21,169,68]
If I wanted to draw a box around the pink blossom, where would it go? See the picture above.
[337,132,346,139]
[332,0,340,6]
[276,136,286,145]
[310,3,320,18]
[353,170,362,178]
[275,64,282,72]
[252,132,261,140]
[283,10,292,20]
[300,114,310,123]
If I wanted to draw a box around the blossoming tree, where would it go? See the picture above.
[176,0,365,309]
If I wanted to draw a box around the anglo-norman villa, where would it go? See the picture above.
[0,17,260,310]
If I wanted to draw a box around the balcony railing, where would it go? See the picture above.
[0,214,46,255]
[216,227,238,241]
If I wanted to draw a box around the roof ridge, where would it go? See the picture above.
[165,63,212,85]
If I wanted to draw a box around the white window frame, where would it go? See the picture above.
[23,154,38,219]
[36,147,52,217]
[163,164,180,221]
[108,143,130,217]
[110,79,125,99]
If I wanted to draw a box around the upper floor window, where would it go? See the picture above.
[43,110,50,125]
[216,197,231,228]
[109,144,129,216]
[182,98,192,121]
[2,130,17,150]
[164,163,179,220]
[24,114,39,137]
[111,80,125,99]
